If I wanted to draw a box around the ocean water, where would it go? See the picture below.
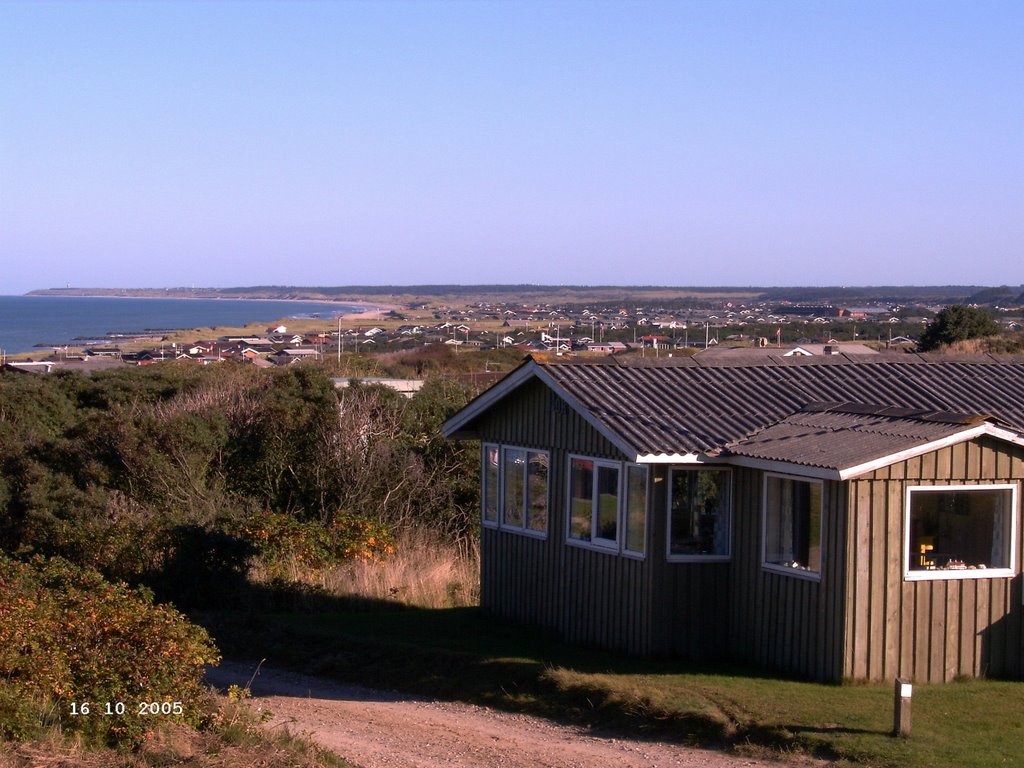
[0,295,365,354]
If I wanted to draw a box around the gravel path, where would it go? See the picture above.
[206,660,832,768]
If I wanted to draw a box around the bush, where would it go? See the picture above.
[0,554,219,748]
[234,511,394,581]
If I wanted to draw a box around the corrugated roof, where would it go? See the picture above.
[723,405,985,471]
[534,356,1024,458]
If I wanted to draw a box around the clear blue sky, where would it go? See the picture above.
[1,1,1021,294]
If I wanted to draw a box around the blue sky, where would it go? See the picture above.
[1,1,1021,294]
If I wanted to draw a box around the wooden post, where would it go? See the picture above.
[893,678,912,737]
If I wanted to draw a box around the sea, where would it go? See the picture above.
[0,295,367,355]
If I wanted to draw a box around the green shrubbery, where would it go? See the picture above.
[0,361,481,749]
[0,363,478,596]
[0,553,219,747]
[235,511,395,580]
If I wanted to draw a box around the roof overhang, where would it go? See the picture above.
[725,423,1024,481]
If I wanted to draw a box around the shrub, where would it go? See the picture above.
[0,553,220,748]
[234,511,394,581]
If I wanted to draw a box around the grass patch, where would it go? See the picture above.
[202,604,1024,768]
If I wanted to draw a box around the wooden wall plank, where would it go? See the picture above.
[848,438,1024,682]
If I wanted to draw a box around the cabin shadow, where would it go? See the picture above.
[977,606,1021,680]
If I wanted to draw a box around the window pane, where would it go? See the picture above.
[569,458,593,541]
[503,448,525,527]
[625,465,647,553]
[596,465,619,541]
[670,469,730,556]
[527,452,548,533]
[483,446,499,523]
[765,476,821,573]
[908,488,1012,572]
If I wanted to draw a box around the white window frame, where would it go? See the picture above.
[666,467,733,563]
[480,443,549,540]
[903,483,1018,582]
[761,472,824,582]
[566,454,647,559]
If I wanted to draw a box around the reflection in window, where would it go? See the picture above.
[569,458,594,541]
[669,469,730,557]
[764,476,822,574]
[482,444,549,536]
[527,452,549,533]
[595,465,620,542]
[503,448,526,527]
[625,465,647,554]
[483,445,499,524]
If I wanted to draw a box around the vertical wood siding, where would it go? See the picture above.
[728,468,848,681]
[473,379,730,658]
[844,437,1024,683]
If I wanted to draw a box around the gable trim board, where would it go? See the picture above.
[445,359,643,459]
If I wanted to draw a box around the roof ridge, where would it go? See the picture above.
[801,401,994,425]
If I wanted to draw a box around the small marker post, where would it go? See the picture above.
[893,678,912,737]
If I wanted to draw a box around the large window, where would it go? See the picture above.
[905,484,1017,580]
[481,444,549,537]
[568,455,647,556]
[763,474,822,578]
[668,469,731,560]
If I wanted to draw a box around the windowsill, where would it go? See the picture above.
[622,549,646,561]
[667,554,731,563]
[497,526,548,540]
[482,519,499,530]
[567,538,619,554]
[905,568,1014,582]
[763,562,822,581]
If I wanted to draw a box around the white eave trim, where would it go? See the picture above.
[836,423,1024,480]
[724,456,842,481]
[635,452,707,464]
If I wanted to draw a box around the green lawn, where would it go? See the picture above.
[204,606,1024,768]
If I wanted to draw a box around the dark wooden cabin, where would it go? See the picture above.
[443,354,1024,683]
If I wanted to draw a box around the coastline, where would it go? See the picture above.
[0,295,405,357]
[20,292,403,314]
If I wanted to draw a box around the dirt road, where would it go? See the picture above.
[206,660,830,768]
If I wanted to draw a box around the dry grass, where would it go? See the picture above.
[944,333,1024,355]
[320,529,480,609]
[0,697,352,768]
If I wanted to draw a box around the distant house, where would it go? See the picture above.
[332,377,425,398]
[697,343,879,360]
[444,354,1024,683]
[586,342,628,355]
[273,348,320,364]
